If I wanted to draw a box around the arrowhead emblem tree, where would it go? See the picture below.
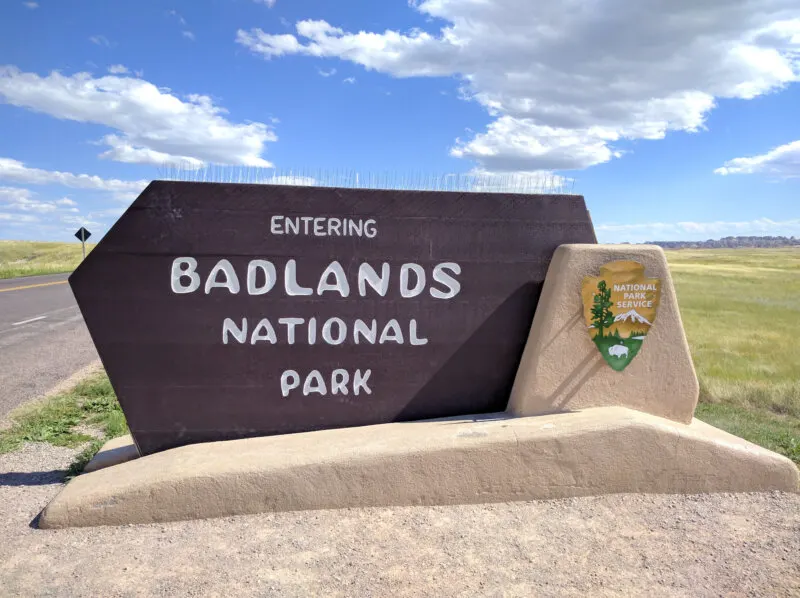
[590,280,614,339]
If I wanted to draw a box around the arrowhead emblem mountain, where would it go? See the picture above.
[613,309,652,326]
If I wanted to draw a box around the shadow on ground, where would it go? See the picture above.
[0,470,66,487]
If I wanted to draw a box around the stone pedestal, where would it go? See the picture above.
[508,244,698,423]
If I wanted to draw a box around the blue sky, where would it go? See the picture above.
[0,0,798,243]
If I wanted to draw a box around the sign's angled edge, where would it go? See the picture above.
[67,180,157,458]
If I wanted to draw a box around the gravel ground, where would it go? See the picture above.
[1,442,798,598]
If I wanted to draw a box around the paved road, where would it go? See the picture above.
[0,274,99,419]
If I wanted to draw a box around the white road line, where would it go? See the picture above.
[0,306,79,335]
[12,316,47,326]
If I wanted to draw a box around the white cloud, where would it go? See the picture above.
[107,64,129,75]
[110,192,140,204]
[0,186,112,238]
[254,0,277,7]
[0,188,110,237]
[0,67,276,167]
[451,118,624,171]
[97,135,205,170]
[596,218,800,243]
[715,139,800,178]
[0,212,40,225]
[0,186,80,215]
[89,35,111,47]
[168,10,187,26]
[182,31,196,41]
[237,3,800,172]
[59,214,102,228]
[88,206,127,219]
[239,30,302,57]
[23,2,38,9]
[317,67,337,77]
[0,158,148,199]
[343,77,356,84]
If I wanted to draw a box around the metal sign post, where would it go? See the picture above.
[74,227,92,259]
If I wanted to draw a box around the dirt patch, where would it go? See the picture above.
[1,442,798,597]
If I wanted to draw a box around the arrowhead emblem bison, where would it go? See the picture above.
[581,260,661,372]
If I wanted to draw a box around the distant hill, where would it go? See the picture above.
[643,236,800,250]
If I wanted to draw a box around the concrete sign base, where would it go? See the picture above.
[82,435,139,473]
[39,407,798,529]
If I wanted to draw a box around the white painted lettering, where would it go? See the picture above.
[281,370,300,397]
[270,216,283,235]
[348,219,364,236]
[331,369,349,395]
[205,259,240,294]
[171,257,201,294]
[250,318,277,344]
[400,263,425,298]
[285,259,313,296]
[322,317,346,345]
[358,262,390,297]
[303,370,326,396]
[222,317,247,344]
[317,261,350,297]
[409,319,428,345]
[285,217,299,235]
[430,262,461,299]
[353,319,377,344]
[353,369,372,396]
[278,317,304,344]
[328,218,341,236]
[308,317,317,344]
[379,319,404,344]
[247,260,276,295]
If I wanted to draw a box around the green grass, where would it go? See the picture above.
[0,240,94,279]
[667,248,800,462]
[695,403,800,463]
[0,372,128,477]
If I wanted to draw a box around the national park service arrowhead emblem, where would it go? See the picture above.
[581,261,661,371]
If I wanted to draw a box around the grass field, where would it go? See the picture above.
[0,244,797,466]
[667,248,800,461]
[0,240,94,279]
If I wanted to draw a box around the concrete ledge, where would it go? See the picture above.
[83,435,139,473]
[40,408,798,529]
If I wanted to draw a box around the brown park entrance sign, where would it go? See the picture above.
[69,181,597,455]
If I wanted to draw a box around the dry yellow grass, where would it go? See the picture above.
[0,240,94,279]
